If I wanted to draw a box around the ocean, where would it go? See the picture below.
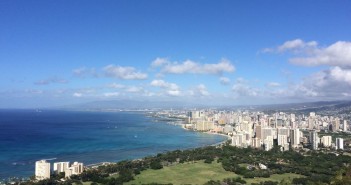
[0,110,226,180]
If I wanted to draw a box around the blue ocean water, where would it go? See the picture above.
[0,110,226,180]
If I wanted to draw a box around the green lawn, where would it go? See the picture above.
[126,161,238,185]
[125,161,303,185]
[245,173,304,184]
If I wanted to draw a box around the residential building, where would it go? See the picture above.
[35,160,50,180]
[336,138,344,150]
[53,162,69,174]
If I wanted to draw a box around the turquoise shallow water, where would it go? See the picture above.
[0,110,226,180]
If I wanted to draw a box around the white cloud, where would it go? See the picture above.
[103,65,148,80]
[196,84,210,96]
[266,82,281,87]
[153,58,235,75]
[150,80,179,90]
[232,78,260,97]
[289,41,351,67]
[264,39,351,67]
[219,77,230,85]
[150,79,181,96]
[125,86,144,93]
[263,39,317,53]
[103,92,120,97]
[73,67,98,78]
[107,83,125,89]
[73,93,82,97]
[34,77,68,85]
[25,89,43,94]
[151,57,169,67]
[167,90,181,96]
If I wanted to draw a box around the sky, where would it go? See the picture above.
[1,0,351,108]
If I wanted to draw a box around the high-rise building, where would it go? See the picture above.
[251,138,262,148]
[290,128,300,148]
[343,120,348,132]
[231,133,244,147]
[333,118,340,132]
[336,138,344,150]
[321,136,332,147]
[261,128,273,141]
[291,114,296,122]
[263,136,274,151]
[310,130,319,150]
[278,134,288,146]
[277,127,290,137]
[255,125,262,139]
[65,162,84,178]
[53,162,69,174]
[35,160,50,180]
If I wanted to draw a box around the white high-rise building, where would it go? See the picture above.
[336,138,344,150]
[231,133,244,147]
[35,160,50,180]
[343,120,348,132]
[310,130,319,150]
[53,162,70,174]
[261,128,273,141]
[263,136,274,151]
[321,136,332,147]
[71,162,84,174]
[65,162,84,178]
[278,134,288,146]
[290,128,300,148]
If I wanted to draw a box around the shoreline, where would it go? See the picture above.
[85,122,231,169]
[0,113,229,182]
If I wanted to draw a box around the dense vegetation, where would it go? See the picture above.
[16,144,351,185]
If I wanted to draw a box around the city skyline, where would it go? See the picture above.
[1,1,351,108]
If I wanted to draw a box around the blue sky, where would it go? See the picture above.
[1,0,351,108]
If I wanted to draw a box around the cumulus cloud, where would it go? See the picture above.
[150,80,179,90]
[150,79,181,96]
[151,57,170,67]
[167,90,181,96]
[264,39,351,67]
[73,93,82,97]
[266,82,281,87]
[196,84,210,96]
[289,41,351,67]
[262,39,317,53]
[73,67,98,78]
[261,39,351,100]
[34,77,68,85]
[103,92,120,97]
[107,83,125,89]
[219,77,230,85]
[232,78,260,97]
[103,65,148,80]
[125,86,144,93]
[152,58,235,75]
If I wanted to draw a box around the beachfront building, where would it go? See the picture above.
[35,160,50,180]
[194,121,214,131]
[65,162,84,178]
[53,162,70,174]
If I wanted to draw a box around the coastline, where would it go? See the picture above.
[84,117,230,170]
[0,111,228,182]
[85,119,231,169]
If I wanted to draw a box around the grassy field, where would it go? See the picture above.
[125,161,304,185]
[126,161,238,185]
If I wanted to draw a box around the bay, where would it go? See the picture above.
[0,110,226,180]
